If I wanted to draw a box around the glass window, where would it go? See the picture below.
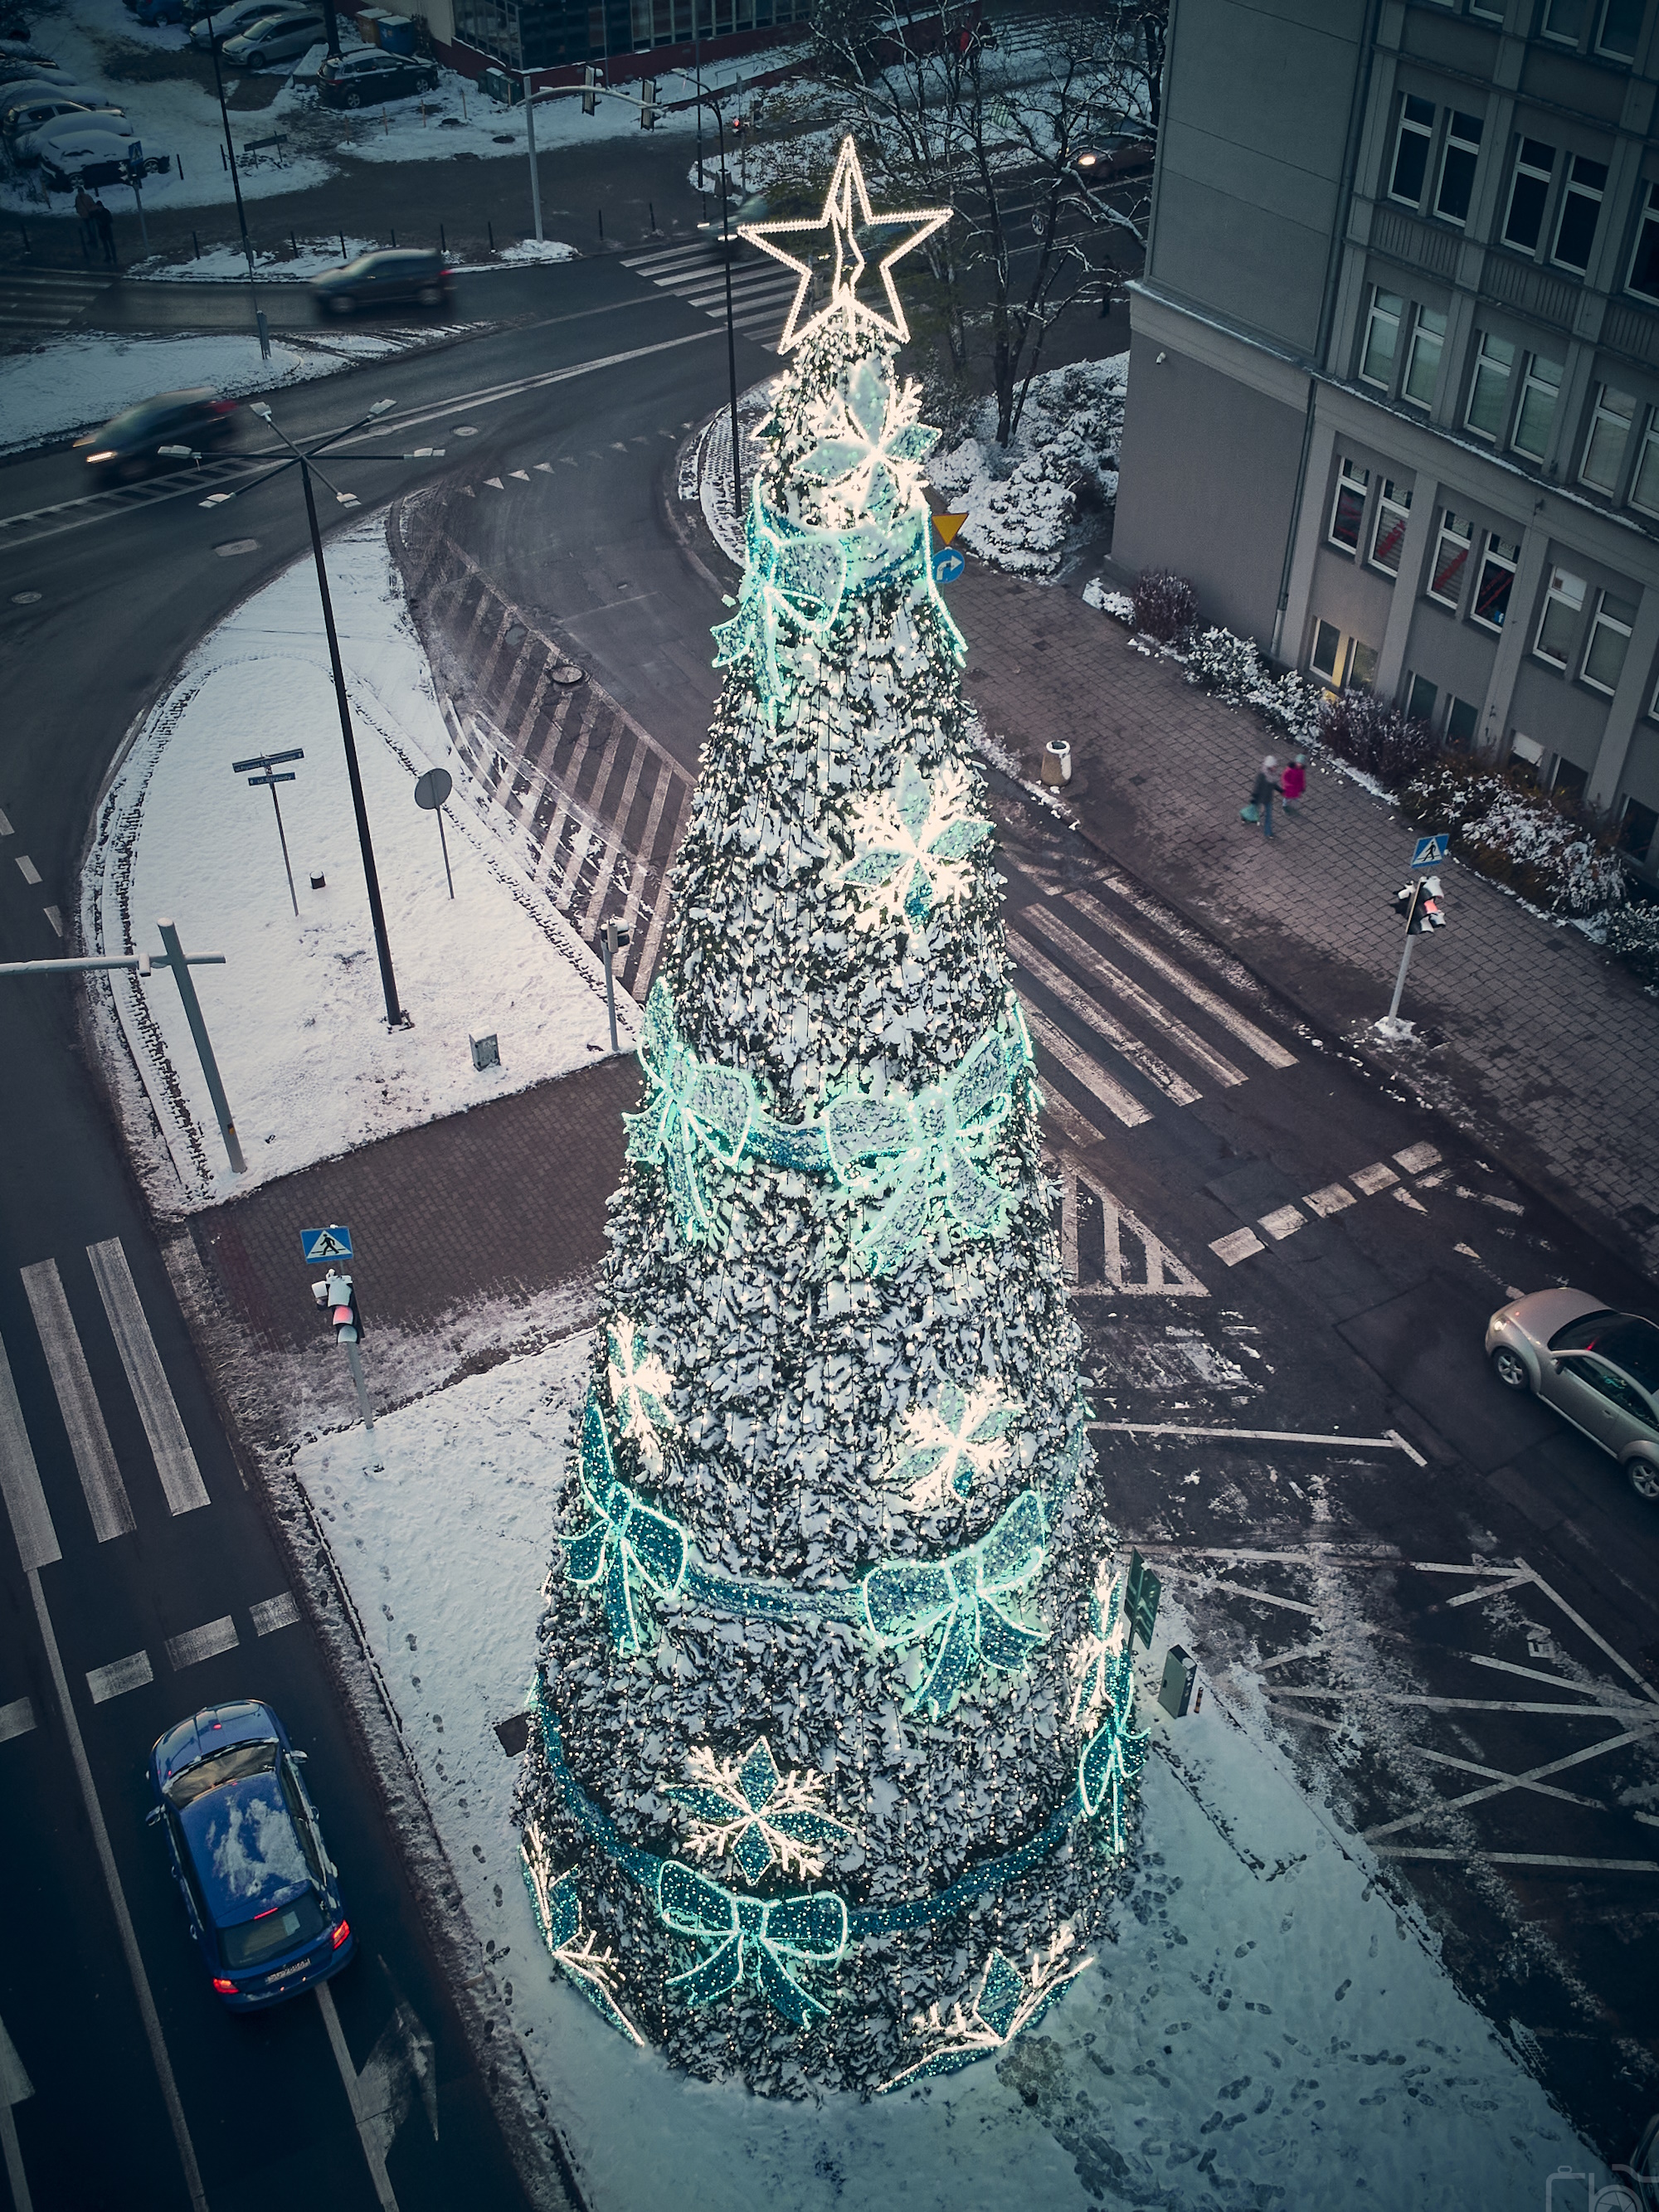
[1503,139,1555,251]
[1630,410,1659,513]
[1617,796,1659,858]
[1370,479,1413,575]
[218,1889,328,1973]
[1472,534,1520,629]
[1543,0,1588,33]
[1328,459,1369,552]
[1466,333,1516,439]
[1512,353,1564,459]
[1403,306,1447,406]
[1553,155,1608,272]
[1627,182,1659,300]
[1580,385,1637,493]
[1346,641,1379,692]
[1406,673,1438,722]
[1435,112,1484,223]
[1597,0,1646,56]
[1468,0,1504,15]
[1446,696,1480,746]
[1360,288,1404,387]
[1389,96,1436,207]
[1583,588,1638,691]
[1311,619,1342,680]
[1428,509,1472,606]
[1534,566,1587,665]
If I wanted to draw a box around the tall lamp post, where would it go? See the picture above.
[676,76,745,523]
[205,13,269,358]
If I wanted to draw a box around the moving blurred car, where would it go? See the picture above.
[13,106,131,163]
[221,8,324,64]
[696,189,771,255]
[310,246,451,314]
[74,389,240,480]
[147,1699,353,2010]
[318,46,438,105]
[1486,1290,1659,1499]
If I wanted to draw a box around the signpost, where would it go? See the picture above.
[413,766,455,899]
[1377,874,1447,1040]
[931,513,967,587]
[599,917,630,1053]
[232,747,304,915]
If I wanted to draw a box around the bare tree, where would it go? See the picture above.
[808,0,1166,443]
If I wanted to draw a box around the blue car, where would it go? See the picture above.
[133,0,187,21]
[148,1699,354,2009]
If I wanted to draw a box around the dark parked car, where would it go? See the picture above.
[147,1699,353,2010]
[73,388,240,480]
[318,46,438,106]
[310,246,451,316]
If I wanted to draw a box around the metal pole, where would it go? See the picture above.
[267,774,299,916]
[156,918,246,1174]
[694,29,703,206]
[297,457,406,1028]
[718,103,742,523]
[208,24,269,359]
[131,176,148,256]
[435,806,454,899]
[603,931,619,1053]
[1381,935,1414,1033]
[524,82,543,243]
[343,1339,375,1432]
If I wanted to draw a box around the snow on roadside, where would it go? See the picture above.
[128,237,379,282]
[81,518,623,1212]
[293,1338,1593,2212]
[931,354,1126,578]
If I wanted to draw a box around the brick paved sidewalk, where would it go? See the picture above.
[957,568,1659,1284]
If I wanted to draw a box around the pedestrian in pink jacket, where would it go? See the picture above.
[1280,754,1306,815]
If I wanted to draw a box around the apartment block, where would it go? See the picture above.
[1113,0,1659,879]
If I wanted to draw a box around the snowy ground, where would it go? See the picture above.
[127,237,382,281]
[930,354,1127,580]
[293,1338,1597,2210]
[81,518,624,1212]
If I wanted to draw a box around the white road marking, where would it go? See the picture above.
[533,460,552,471]
[165,1616,238,1670]
[15,856,40,886]
[1386,1427,1427,1466]
[1039,1085,1104,1155]
[1468,1651,1636,1699]
[21,1260,134,1543]
[86,1239,209,1516]
[1267,1688,1657,1716]
[1303,1183,1355,1218]
[508,469,529,481]
[317,1981,401,2212]
[1211,1582,1322,1616]
[251,1591,300,1636]
[1394,1143,1441,1174]
[1020,904,1246,1087]
[1350,1161,1398,1195]
[1068,889,1297,1066]
[1089,1421,1420,1454]
[1009,931,1202,1104]
[1362,1721,1659,1840]
[1411,1743,1605,1809]
[0,1338,61,1571]
[1053,1157,1208,1297]
[1370,1848,1659,1872]
[26,1574,206,2207]
[0,809,11,834]
[1258,1204,1305,1240]
[1443,1572,1535,1608]
[86,1650,153,1704]
[0,1698,35,1744]
[1025,1006,1151,1128]
[483,475,504,489]
[0,2010,34,2212]
[1522,1561,1659,1704]
[1210,1227,1264,1266]
[42,907,61,936]
[1458,1185,1525,1214]
[1392,1186,1427,1213]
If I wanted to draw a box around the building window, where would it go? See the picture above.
[1311,620,1342,681]
[1347,641,1379,692]
[1510,731,1547,783]
[1446,696,1480,747]
[1596,0,1646,57]
[1627,182,1659,300]
[1466,333,1516,439]
[1502,139,1555,252]
[1328,459,1370,552]
[1405,673,1438,722]
[1581,385,1637,493]
[1428,510,1473,606]
[1533,566,1587,666]
[1360,288,1404,387]
[1616,796,1659,858]
[1468,0,1504,16]
[1552,154,1608,272]
[1512,352,1564,459]
[1582,587,1637,692]
[1472,533,1520,629]
[1370,480,1413,575]
[1389,95,1437,207]
[1630,409,1659,513]
[1435,112,1484,224]
[1403,307,1447,406]
[1553,757,1589,805]
[1542,0,1588,36]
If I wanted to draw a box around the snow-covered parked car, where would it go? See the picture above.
[13,105,131,164]
[2,88,115,143]
[39,125,139,192]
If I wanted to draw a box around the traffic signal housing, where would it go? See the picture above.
[1394,876,1447,935]
[640,76,656,128]
[313,1270,364,1344]
[581,64,599,114]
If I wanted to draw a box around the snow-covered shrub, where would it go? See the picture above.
[1405,762,1627,916]
[1132,567,1197,643]
[1184,625,1263,699]
[1606,900,1659,986]
[1256,669,1325,749]
[930,354,1127,578]
[1082,577,1136,623]
[1317,691,1438,790]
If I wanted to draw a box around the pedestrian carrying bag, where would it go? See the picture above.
[1239,804,1260,822]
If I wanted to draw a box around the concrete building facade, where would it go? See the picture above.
[1113,0,1659,880]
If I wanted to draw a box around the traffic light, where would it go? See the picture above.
[602,918,632,961]
[313,1270,364,1344]
[1125,1549,1160,1649]
[1394,878,1447,934]
[581,64,599,115]
[640,77,657,129]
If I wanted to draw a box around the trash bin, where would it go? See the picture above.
[479,66,520,103]
[355,7,387,43]
[377,13,415,51]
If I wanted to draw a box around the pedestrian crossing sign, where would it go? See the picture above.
[301,1224,353,1262]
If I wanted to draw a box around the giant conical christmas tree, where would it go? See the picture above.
[515,140,1145,2098]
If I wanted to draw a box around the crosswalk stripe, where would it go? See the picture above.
[0,1696,36,1743]
[621,242,713,271]
[86,1650,152,1704]
[1026,1006,1151,1128]
[1069,890,1297,1068]
[165,1616,237,1670]
[1010,930,1201,1106]
[1054,1157,1208,1297]
[580,737,650,936]
[1022,903,1248,1088]
[86,1238,210,1517]
[21,1259,134,1544]
[251,1591,299,1636]
[0,1337,60,1571]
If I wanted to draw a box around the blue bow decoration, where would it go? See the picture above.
[1078,1649,1146,1853]
[712,491,849,707]
[562,1397,688,1655]
[657,1860,848,2026]
[625,980,757,1243]
[862,1489,1049,1717]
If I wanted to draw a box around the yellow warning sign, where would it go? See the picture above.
[932,513,968,547]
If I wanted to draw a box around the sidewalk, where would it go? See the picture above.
[956,566,1659,1283]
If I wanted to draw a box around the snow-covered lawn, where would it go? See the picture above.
[82,518,622,1211]
[931,354,1127,579]
[294,1339,1593,2210]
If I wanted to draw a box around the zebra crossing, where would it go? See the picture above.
[0,262,115,347]
[620,240,803,352]
[0,1234,298,1725]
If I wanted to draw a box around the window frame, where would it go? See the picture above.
[1626,180,1659,302]
[1327,459,1370,554]
[1552,153,1609,275]
[1434,110,1484,226]
[1579,382,1637,494]
[1511,351,1565,460]
[1629,406,1659,516]
[1465,331,1517,441]
[1427,509,1473,610]
[1360,285,1405,390]
[1369,479,1413,577]
[1541,0,1590,40]
[1502,138,1557,254]
[1532,565,1587,668]
[1595,0,1646,59]
[1471,532,1520,631]
[1401,305,1447,410]
[1310,619,1343,683]
[1388,94,1438,210]
[1581,586,1638,694]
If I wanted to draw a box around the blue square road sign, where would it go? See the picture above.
[300,1225,353,1263]
[1411,834,1450,868]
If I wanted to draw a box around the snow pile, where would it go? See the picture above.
[493,237,580,265]
[930,355,1127,578]
[81,518,617,1209]
[1081,576,1134,622]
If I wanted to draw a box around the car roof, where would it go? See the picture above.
[1556,1312,1659,1391]
[153,1697,278,1787]
[178,1770,312,1928]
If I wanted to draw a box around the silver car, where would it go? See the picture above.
[222,11,324,64]
[1486,1289,1659,1500]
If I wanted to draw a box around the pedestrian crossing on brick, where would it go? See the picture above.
[0,262,115,347]
[620,240,802,352]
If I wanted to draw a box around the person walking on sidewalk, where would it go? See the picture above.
[93,197,117,268]
[1243,755,1280,838]
[75,184,97,257]
[1280,753,1306,816]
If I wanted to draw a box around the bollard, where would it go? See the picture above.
[339,232,346,260]
[597,207,604,240]
[290,228,298,255]
[440,221,446,253]
[487,216,494,250]
[192,228,201,258]
[389,226,396,247]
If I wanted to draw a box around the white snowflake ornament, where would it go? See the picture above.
[890,1374,1022,1509]
[840,755,992,931]
[800,357,938,529]
[606,1315,678,1473]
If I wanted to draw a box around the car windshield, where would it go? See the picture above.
[164,1737,278,1806]
[1550,1311,1659,1389]
[218,1885,327,1971]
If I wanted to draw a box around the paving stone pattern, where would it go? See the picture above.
[956,568,1659,1281]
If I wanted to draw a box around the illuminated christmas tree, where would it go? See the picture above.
[515,139,1144,2098]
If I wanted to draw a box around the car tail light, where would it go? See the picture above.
[212,1976,237,1994]
[210,400,236,414]
[331,1919,351,1950]
[85,450,115,462]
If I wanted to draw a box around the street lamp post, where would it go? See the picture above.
[206,16,269,358]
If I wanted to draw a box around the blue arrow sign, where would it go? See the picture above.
[1411,834,1450,868]
[932,547,965,585]
[301,1224,353,1263]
